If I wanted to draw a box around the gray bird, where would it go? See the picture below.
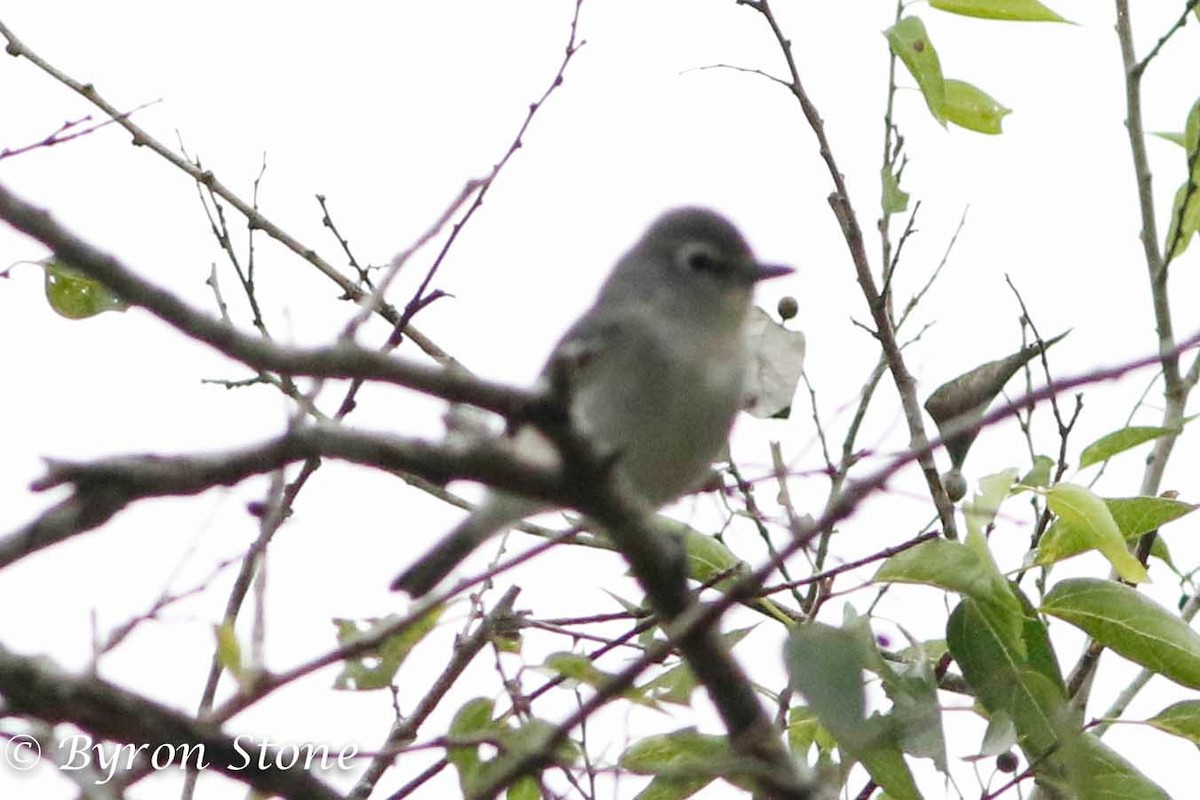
[391,207,791,597]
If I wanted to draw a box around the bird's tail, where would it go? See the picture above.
[390,496,532,597]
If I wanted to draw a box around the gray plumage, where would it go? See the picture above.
[391,207,791,597]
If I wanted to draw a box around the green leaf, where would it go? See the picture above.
[507,776,540,800]
[543,651,606,685]
[1045,484,1147,583]
[620,729,748,796]
[1152,130,1190,146]
[682,527,749,587]
[1058,731,1170,799]
[785,622,922,799]
[875,536,1024,653]
[948,598,1072,778]
[630,775,711,800]
[332,609,442,690]
[875,537,995,597]
[620,729,734,774]
[1187,98,1200,169]
[1153,131,1188,148]
[447,698,498,784]
[964,468,1018,540]
[882,163,910,215]
[642,660,698,706]
[1165,98,1200,257]
[1042,578,1200,689]
[1145,700,1200,745]
[930,0,1069,22]
[214,621,245,681]
[1079,425,1179,468]
[42,258,129,319]
[1019,455,1055,489]
[1037,496,1195,566]
[941,79,1010,134]
[744,306,806,419]
[877,641,948,771]
[543,652,658,707]
[977,711,1018,757]
[885,16,946,125]
[1164,179,1200,258]
[642,628,752,706]
[785,622,870,748]
[856,741,922,800]
[1046,496,1175,555]
[498,718,579,768]
[449,709,578,796]
[786,706,826,756]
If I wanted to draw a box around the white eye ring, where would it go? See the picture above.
[676,242,724,274]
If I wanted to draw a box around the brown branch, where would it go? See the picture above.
[396,0,587,340]
[1114,0,1187,498]
[0,100,160,161]
[0,642,345,800]
[0,425,562,569]
[0,181,531,416]
[0,18,455,365]
[347,588,522,800]
[738,0,957,538]
[16,327,1200,793]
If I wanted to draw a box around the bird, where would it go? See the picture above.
[391,207,792,597]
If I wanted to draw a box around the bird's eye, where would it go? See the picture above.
[678,242,724,274]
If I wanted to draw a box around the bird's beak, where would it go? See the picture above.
[751,262,793,282]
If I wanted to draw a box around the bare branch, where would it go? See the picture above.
[739,0,958,537]
[0,182,530,415]
[0,643,345,800]
[0,19,455,364]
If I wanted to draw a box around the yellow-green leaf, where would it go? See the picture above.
[1045,484,1147,583]
[543,652,658,707]
[930,0,1069,22]
[1165,99,1200,258]
[1153,131,1187,148]
[942,79,1010,134]
[885,17,946,125]
[1038,495,1195,567]
[215,620,245,680]
[882,163,910,215]
[965,468,1018,542]
[1019,455,1055,489]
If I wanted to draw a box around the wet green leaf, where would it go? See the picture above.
[42,259,129,319]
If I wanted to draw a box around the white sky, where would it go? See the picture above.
[2,1,1199,798]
